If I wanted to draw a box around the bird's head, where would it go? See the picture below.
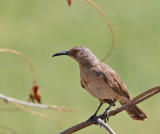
[52,46,99,67]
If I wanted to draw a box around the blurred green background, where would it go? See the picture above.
[0,0,160,133]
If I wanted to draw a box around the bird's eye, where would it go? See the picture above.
[73,50,78,54]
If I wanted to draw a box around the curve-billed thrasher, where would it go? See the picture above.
[52,46,147,121]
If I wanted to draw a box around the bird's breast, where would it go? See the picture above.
[80,69,118,100]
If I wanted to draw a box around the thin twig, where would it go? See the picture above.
[11,102,60,127]
[0,123,18,133]
[0,122,34,134]
[59,85,160,134]
[97,118,116,134]
[135,90,160,105]
[86,0,115,61]
[0,49,36,85]
[0,93,75,128]
[0,107,19,112]
[0,48,43,103]
[0,93,76,112]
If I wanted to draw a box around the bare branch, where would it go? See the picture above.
[11,101,60,127]
[0,93,76,127]
[0,107,19,112]
[0,49,42,103]
[59,118,116,134]
[0,123,18,133]
[59,85,160,134]
[59,120,94,134]
[0,49,36,85]
[0,93,75,112]
[108,85,160,117]
[97,118,116,134]
[86,0,115,61]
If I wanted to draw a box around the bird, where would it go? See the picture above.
[52,46,147,121]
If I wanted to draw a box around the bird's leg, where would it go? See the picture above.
[87,103,103,122]
[93,103,103,117]
[101,101,116,122]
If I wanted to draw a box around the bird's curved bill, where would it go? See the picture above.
[52,51,69,57]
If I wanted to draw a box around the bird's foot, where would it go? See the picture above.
[101,110,110,123]
[87,114,98,122]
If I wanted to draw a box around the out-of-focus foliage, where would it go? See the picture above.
[0,0,160,133]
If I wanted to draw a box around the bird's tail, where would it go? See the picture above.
[119,99,147,121]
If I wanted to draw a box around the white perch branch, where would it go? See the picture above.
[0,93,74,112]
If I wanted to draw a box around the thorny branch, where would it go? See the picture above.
[59,85,160,134]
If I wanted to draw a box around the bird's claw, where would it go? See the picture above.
[87,114,97,122]
[101,110,110,123]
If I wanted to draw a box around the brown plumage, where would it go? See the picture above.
[53,46,147,121]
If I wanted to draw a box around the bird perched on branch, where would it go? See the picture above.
[52,46,147,121]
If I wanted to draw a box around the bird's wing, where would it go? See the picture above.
[80,80,85,88]
[92,63,130,99]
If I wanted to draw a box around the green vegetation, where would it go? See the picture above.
[0,0,160,133]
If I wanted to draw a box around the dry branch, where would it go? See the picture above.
[97,118,116,134]
[0,107,19,112]
[59,118,115,134]
[0,48,42,103]
[0,93,76,127]
[0,93,75,112]
[0,123,18,133]
[11,102,60,127]
[86,0,115,61]
[0,49,36,85]
[59,85,160,134]
[68,0,115,61]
